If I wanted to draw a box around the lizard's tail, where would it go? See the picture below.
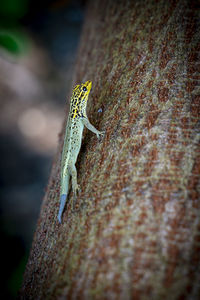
[58,174,70,223]
[58,194,67,223]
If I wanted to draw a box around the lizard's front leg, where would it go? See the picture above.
[69,164,79,197]
[82,117,104,139]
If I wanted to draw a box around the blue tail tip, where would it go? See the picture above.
[58,215,62,224]
[57,194,67,224]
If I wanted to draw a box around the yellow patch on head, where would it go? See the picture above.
[72,80,92,119]
[82,80,92,93]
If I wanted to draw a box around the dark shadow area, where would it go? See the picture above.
[0,0,86,298]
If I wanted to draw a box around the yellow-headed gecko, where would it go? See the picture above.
[58,80,103,223]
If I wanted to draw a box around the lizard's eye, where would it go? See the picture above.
[83,86,87,92]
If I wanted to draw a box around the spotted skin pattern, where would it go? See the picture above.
[58,80,103,223]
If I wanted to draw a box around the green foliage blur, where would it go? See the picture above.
[0,0,30,56]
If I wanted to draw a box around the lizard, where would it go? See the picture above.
[58,80,103,223]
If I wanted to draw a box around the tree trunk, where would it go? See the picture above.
[20,0,200,299]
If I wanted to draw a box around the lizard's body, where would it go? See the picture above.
[58,80,103,223]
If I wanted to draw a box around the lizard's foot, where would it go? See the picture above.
[73,184,80,198]
[97,131,105,140]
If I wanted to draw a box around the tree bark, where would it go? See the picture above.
[20,0,200,299]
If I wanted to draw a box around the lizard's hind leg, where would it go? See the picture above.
[70,164,79,197]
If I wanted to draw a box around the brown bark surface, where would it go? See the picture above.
[20,0,200,299]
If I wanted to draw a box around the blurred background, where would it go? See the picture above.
[0,0,86,298]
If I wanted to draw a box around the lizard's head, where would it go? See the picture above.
[71,80,92,119]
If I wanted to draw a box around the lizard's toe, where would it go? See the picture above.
[73,184,80,197]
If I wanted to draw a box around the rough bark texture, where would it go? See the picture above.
[20,0,200,299]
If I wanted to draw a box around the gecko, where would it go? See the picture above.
[58,80,103,223]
